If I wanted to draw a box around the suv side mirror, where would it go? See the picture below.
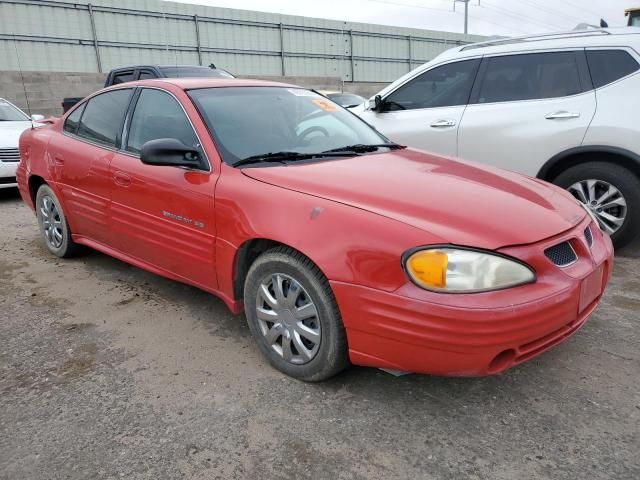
[140,138,204,169]
[369,94,384,112]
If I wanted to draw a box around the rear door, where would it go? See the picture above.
[51,88,133,243]
[109,87,218,289]
[458,50,596,176]
[360,58,480,156]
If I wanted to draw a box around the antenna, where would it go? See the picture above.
[11,33,34,129]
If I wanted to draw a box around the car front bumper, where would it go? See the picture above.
[0,161,18,189]
[332,217,614,376]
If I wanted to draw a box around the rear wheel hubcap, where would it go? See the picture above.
[567,179,627,235]
[256,273,321,365]
[40,195,64,249]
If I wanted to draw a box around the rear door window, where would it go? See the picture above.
[384,59,480,111]
[477,51,584,103]
[77,89,133,148]
[63,104,85,135]
[586,50,640,88]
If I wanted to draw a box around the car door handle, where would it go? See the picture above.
[113,171,131,187]
[430,119,456,128]
[545,111,580,120]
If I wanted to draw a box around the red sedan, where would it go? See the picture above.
[17,79,613,381]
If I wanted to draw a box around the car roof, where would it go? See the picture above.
[120,78,300,90]
[436,27,640,62]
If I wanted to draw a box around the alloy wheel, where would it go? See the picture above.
[568,179,627,235]
[40,195,64,249]
[255,273,321,365]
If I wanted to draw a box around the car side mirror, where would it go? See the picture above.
[31,114,45,122]
[369,95,384,112]
[140,138,203,169]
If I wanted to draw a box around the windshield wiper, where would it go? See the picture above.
[322,143,406,154]
[233,150,356,167]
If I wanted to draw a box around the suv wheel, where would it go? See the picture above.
[554,162,640,248]
[243,247,349,381]
[35,185,82,258]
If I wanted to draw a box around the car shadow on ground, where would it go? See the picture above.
[0,187,21,202]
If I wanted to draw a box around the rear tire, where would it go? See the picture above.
[243,247,349,382]
[554,162,640,249]
[35,184,82,258]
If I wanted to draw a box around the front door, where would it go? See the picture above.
[360,58,480,157]
[52,88,133,243]
[109,87,218,290]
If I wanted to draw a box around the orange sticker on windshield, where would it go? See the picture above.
[312,99,338,112]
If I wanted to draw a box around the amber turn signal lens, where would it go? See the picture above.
[407,250,448,288]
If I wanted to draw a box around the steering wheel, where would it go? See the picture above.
[298,125,330,143]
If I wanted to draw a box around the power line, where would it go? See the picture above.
[518,0,593,26]
[480,1,567,32]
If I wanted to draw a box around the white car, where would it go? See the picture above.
[0,99,43,189]
[358,28,640,248]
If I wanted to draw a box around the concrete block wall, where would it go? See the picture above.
[0,70,388,117]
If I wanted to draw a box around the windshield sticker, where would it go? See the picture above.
[288,89,316,96]
[312,99,338,112]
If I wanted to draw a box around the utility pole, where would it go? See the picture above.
[454,0,479,35]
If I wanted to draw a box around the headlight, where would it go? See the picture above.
[404,247,535,293]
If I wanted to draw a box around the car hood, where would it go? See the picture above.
[0,121,34,148]
[242,149,586,250]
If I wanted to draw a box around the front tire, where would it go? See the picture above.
[243,247,349,382]
[35,184,82,258]
[554,162,640,249]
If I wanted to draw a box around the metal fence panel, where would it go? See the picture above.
[0,0,485,81]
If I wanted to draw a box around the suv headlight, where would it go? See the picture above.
[404,247,535,293]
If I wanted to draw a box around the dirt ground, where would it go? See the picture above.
[0,187,638,480]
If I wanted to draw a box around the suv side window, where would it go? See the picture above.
[477,51,583,104]
[586,50,640,88]
[138,69,157,80]
[77,89,132,148]
[383,59,480,111]
[112,70,135,84]
[125,88,202,157]
[63,104,85,135]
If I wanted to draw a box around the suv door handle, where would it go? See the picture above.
[430,119,456,128]
[545,111,580,120]
[113,171,131,187]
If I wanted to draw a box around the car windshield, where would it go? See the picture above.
[188,87,390,165]
[0,100,28,121]
[160,67,235,78]
[327,93,365,108]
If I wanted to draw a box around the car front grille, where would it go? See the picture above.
[544,241,577,267]
[0,148,20,162]
[584,226,593,247]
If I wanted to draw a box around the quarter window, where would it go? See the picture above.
[63,104,85,135]
[126,89,201,156]
[477,52,583,104]
[77,89,132,148]
[383,59,480,111]
[586,50,640,88]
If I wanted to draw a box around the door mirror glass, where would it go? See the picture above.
[140,138,203,169]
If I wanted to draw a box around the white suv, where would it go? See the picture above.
[358,28,640,248]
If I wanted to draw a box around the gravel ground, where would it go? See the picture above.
[1,187,639,480]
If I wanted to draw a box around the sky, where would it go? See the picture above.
[167,0,635,37]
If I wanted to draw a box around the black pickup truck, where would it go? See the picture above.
[62,64,235,113]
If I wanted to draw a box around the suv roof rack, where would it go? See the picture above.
[460,29,611,51]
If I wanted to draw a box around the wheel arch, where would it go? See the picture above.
[232,238,326,303]
[28,174,47,205]
[538,146,640,182]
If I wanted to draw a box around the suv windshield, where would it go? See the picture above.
[189,87,391,165]
[0,100,28,121]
